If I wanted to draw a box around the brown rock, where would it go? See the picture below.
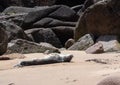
[7,39,60,54]
[85,42,104,54]
[75,0,120,41]
[97,76,120,85]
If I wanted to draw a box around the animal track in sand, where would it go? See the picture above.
[85,58,120,64]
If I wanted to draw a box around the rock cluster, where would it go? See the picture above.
[0,4,80,55]
[69,0,120,53]
[0,0,87,12]
[0,0,120,55]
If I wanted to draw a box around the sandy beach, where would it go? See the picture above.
[1,51,120,85]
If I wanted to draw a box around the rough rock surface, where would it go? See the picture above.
[0,21,30,41]
[96,35,120,52]
[21,5,78,29]
[3,6,49,14]
[25,28,62,48]
[75,0,120,41]
[7,39,60,54]
[68,34,94,50]
[97,76,120,85]
[85,42,104,54]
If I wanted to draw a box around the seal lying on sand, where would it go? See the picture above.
[97,76,120,85]
[15,54,73,67]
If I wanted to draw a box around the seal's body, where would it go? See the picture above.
[16,53,73,67]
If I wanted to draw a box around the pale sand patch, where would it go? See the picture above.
[1,51,120,85]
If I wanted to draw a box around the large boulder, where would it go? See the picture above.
[75,0,120,41]
[25,28,62,48]
[0,28,8,55]
[2,6,49,26]
[48,5,79,21]
[7,39,60,54]
[68,34,94,50]
[21,5,60,29]
[0,21,30,42]
[21,5,78,29]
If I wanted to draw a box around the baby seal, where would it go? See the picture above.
[15,53,73,67]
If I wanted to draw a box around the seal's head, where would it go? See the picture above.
[63,54,73,62]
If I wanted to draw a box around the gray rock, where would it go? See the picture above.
[7,39,60,54]
[96,35,120,52]
[75,0,120,41]
[3,6,34,14]
[68,34,94,50]
[21,5,61,29]
[0,13,27,26]
[25,28,62,48]
[48,5,79,21]
[85,42,104,54]
[21,5,78,29]
[0,21,30,41]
